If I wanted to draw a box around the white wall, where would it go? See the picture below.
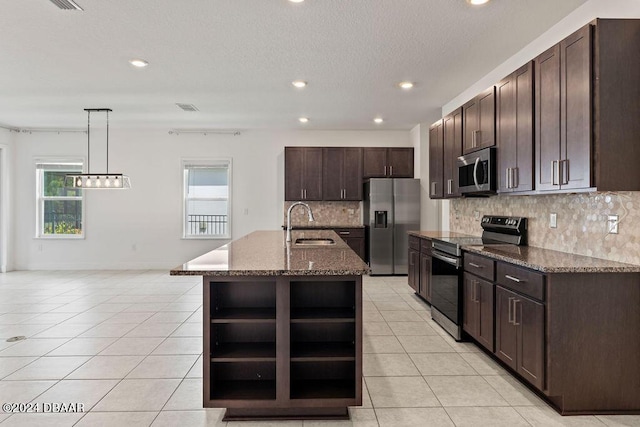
[13,129,411,270]
[0,128,15,271]
[438,0,640,224]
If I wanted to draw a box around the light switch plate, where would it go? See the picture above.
[550,213,557,228]
[607,215,619,234]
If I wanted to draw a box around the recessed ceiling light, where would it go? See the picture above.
[398,81,414,90]
[289,0,305,3]
[374,118,384,124]
[292,80,307,88]
[299,117,309,123]
[129,59,149,68]
[467,0,490,5]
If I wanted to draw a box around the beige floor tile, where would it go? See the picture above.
[397,335,456,353]
[597,415,640,426]
[387,321,438,336]
[363,321,394,336]
[170,322,202,337]
[147,311,194,323]
[0,338,73,357]
[483,374,546,406]
[92,378,180,411]
[445,406,531,426]
[0,357,37,379]
[409,353,477,376]
[64,312,117,324]
[363,311,384,322]
[363,353,420,377]
[151,337,202,355]
[1,413,85,427]
[514,406,606,426]
[0,414,8,423]
[227,421,301,427]
[102,312,154,324]
[375,407,454,427]
[373,301,414,311]
[67,355,145,379]
[125,322,181,338]
[79,323,139,338]
[380,311,423,322]
[124,302,170,312]
[5,356,90,380]
[21,313,77,324]
[126,355,198,379]
[187,355,203,378]
[460,351,510,375]
[47,337,118,356]
[425,375,509,407]
[152,410,226,427]
[414,310,432,322]
[75,411,159,427]
[363,336,405,354]
[32,324,94,338]
[34,379,118,410]
[0,380,56,403]
[366,376,440,408]
[303,408,378,426]
[164,378,202,410]
[0,324,56,340]
[0,313,39,324]
[439,335,482,353]
[366,293,406,303]
[99,337,164,355]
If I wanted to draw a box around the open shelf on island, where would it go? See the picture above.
[290,307,355,322]
[211,308,276,323]
[212,342,276,362]
[290,342,355,361]
[210,361,276,401]
[290,360,356,400]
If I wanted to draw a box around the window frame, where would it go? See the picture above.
[182,158,232,240]
[35,158,85,239]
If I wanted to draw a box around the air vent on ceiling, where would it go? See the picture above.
[176,103,199,112]
[49,0,83,10]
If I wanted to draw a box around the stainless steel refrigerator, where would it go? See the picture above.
[364,178,420,275]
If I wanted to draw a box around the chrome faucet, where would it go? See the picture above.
[286,201,315,242]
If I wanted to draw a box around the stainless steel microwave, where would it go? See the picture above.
[457,147,496,195]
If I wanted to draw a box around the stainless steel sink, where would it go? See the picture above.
[294,238,335,246]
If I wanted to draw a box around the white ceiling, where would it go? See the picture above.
[0,0,588,131]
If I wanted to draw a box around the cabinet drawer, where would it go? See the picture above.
[464,253,495,281]
[420,238,432,254]
[496,262,544,301]
[409,235,420,250]
[333,228,365,238]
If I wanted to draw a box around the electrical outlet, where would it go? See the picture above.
[474,211,480,221]
[607,215,619,234]
[550,213,557,228]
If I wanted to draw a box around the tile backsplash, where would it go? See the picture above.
[450,192,640,266]
[284,201,361,227]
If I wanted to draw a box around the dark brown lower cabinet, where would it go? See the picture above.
[462,273,494,352]
[334,228,365,261]
[408,248,420,293]
[204,276,362,420]
[495,285,544,391]
[419,252,431,303]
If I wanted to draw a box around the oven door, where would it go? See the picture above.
[430,249,462,330]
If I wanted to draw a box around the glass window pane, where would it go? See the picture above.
[44,171,82,197]
[43,200,82,235]
[186,200,228,236]
[187,167,228,198]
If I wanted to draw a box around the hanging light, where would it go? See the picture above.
[65,109,131,189]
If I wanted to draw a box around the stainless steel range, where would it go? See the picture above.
[430,216,527,340]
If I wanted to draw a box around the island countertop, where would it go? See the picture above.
[170,230,369,276]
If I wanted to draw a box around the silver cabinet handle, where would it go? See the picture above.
[431,182,437,196]
[560,159,569,185]
[508,296,514,324]
[338,231,350,235]
[474,280,480,303]
[512,167,518,189]
[447,179,452,195]
[390,165,393,176]
[468,262,483,269]
[472,130,480,148]
[506,168,511,189]
[384,165,387,176]
[551,160,559,186]
[513,300,520,326]
[301,189,304,199]
[304,189,307,199]
[505,274,522,283]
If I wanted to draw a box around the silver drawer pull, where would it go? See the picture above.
[468,262,483,268]
[339,231,350,235]
[505,274,523,283]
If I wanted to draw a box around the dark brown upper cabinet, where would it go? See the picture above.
[535,19,640,193]
[463,86,496,155]
[443,108,463,197]
[363,147,414,178]
[496,62,534,193]
[284,147,323,201]
[428,120,444,199]
[322,147,363,201]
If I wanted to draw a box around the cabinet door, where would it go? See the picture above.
[387,148,414,178]
[285,147,305,201]
[560,24,592,191]
[462,98,479,154]
[323,148,344,201]
[343,148,363,200]
[363,148,387,178]
[303,148,323,200]
[419,253,431,303]
[476,278,495,352]
[477,86,496,150]
[516,296,545,391]
[408,249,419,292]
[462,273,478,339]
[443,108,462,198]
[496,73,516,193]
[495,286,518,371]
[429,120,444,199]
[535,45,561,191]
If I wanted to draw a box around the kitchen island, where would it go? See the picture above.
[170,230,369,421]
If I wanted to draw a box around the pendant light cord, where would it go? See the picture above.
[106,109,109,174]
[87,110,91,173]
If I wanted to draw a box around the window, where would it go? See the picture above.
[183,159,231,239]
[36,161,84,238]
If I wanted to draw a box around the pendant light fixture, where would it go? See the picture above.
[65,108,131,189]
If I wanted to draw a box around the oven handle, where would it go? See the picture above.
[431,250,461,268]
[473,157,481,190]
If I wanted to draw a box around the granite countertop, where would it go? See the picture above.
[408,230,475,239]
[170,230,370,277]
[281,225,365,230]
[463,244,640,273]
